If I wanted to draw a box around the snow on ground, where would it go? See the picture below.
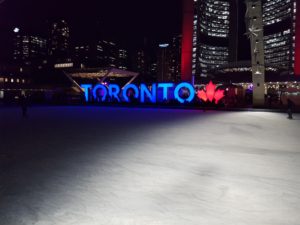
[0,106,300,225]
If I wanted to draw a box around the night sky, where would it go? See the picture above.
[0,0,250,62]
[0,0,182,50]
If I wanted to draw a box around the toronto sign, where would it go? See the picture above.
[81,81,224,104]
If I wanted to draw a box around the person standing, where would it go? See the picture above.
[20,94,28,117]
[287,99,295,119]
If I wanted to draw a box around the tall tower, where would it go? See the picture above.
[262,0,298,77]
[13,28,47,67]
[245,0,265,106]
[192,0,236,82]
[157,44,171,82]
[49,20,70,63]
[181,0,194,82]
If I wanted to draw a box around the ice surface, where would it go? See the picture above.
[0,106,300,225]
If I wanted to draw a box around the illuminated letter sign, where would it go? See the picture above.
[140,84,157,103]
[81,81,223,105]
[158,83,174,100]
[122,84,139,102]
[81,84,92,102]
[109,84,120,102]
[93,84,107,101]
[174,82,195,103]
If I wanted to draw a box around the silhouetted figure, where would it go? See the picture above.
[267,94,272,108]
[287,99,295,119]
[20,94,28,117]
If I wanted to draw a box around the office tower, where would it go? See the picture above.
[169,35,182,82]
[13,29,47,67]
[74,40,128,69]
[263,0,299,76]
[117,49,128,70]
[49,20,70,63]
[157,44,171,82]
[194,0,236,81]
[182,0,300,82]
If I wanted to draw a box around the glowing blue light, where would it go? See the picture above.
[83,82,196,104]
[174,82,195,103]
[122,84,139,102]
[140,84,157,103]
[93,84,107,102]
[158,83,174,100]
[81,84,92,102]
[109,84,120,102]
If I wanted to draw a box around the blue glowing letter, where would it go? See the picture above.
[122,84,139,102]
[93,84,108,102]
[158,83,174,100]
[81,84,92,102]
[174,82,195,103]
[109,84,121,102]
[140,84,157,103]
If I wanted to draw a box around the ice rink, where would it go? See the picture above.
[0,106,300,225]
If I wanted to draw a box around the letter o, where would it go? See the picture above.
[93,84,108,102]
[174,82,195,103]
[122,84,139,102]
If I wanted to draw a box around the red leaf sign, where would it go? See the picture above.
[214,89,225,104]
[197,81,225,104]
[197,90,207,102]
[206,81,216,102]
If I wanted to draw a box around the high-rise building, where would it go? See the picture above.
[150,62,158,77]
[74,44,90,67]
[295,1,300,76]
[169,35,182,82]
[49,20,70,63]
[157,44,171,82]
[96,40,118,68]
[182,0,300,81]
[132,38,157,82]
[117,49,128,70]
[13,29,47,67]
[153,35,183,83]
[157,36,182,82]
[74,40,128,69]
[135,50,146,75]
[193,0,237,81]
[262,0,299,76]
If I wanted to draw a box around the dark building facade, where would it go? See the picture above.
[170,35,182,82]
[74,40,128,69]
[13,30,47,67]
[262,0,298,76]
[295,0,300,76]
[182,0,300,82]
[193,0,237,81]
[132,49,156,81]
[157,35,182,82]
[157,44,171,82]
[49,20,71,64]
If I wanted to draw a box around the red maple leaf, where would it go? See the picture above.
[196,81,225,104]
[214,89,225,104]
[206,81,216,102]
[197,90,207,102]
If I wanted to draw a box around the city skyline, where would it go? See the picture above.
[0,0,182,51]
[1,1,299,86]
